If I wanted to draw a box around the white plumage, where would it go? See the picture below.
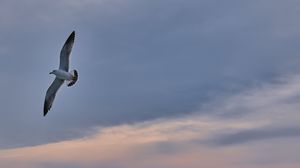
[44,31,78,116]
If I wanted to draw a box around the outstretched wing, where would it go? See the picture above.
[44,78,64,116]
[59,31,75,71]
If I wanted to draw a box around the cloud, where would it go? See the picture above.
[1,0,300,152]
[1,0,300,167]
[0,116,254,168]
[212,126,300,145]
[2,74,300,167]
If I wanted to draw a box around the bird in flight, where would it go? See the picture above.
[44,31,78,116]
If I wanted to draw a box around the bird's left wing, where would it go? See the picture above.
[59,31,75,71]
[44,78,64,116]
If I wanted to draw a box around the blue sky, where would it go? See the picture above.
[1,0,300,167]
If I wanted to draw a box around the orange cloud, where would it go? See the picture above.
[3,75,300,168]
[0,116,263,168]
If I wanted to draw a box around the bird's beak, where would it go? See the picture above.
[49,72,52,74]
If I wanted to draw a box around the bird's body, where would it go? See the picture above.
[50,69,74,81]
[44,31,78,116]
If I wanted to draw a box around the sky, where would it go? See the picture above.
[1,0,300,167]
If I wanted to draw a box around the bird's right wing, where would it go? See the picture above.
[59,31,75,71]
[44,78,64,116]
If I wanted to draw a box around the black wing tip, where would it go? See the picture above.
[70,31,75,38]
[43,108,48,116]
[66,31,75,43]
[43,101,49,116]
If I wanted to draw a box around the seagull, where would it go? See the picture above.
[44,31,78,116]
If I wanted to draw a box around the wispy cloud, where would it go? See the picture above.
[2,0,300,148]
[212,126,300,146]
[0,116,254,168]
[2,74,300,167]
[1,1,300,167]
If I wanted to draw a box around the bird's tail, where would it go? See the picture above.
[67,69,78,87]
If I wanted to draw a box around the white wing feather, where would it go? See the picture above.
[43,31,76,116]
[44,78,64,116]
[59,31,75,71]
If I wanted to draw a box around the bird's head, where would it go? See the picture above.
[49,70,56,74]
